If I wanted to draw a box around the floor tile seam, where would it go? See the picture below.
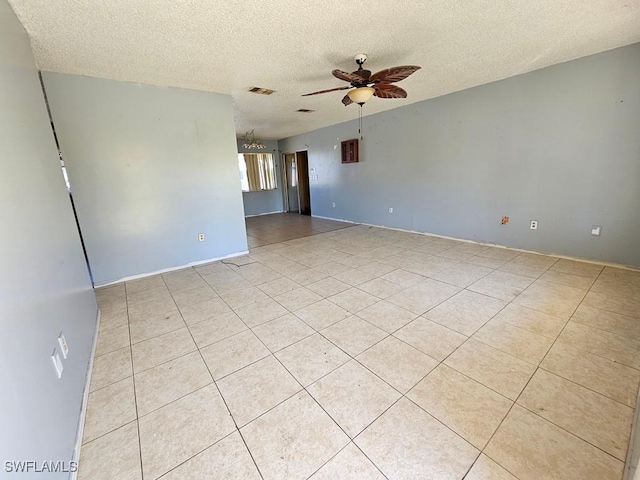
[403,390,497,456]
[511,397,628,463]
[535,268,636,373]
[581,302,640,321]
[87,370,133,396]
[399,284,499,339]
[536,363,637,407]
[424,355,518,407]
[152,429,253,480]
[267,291,325,314]
[478,450,523,480]
[173,308,267,480]
[251,325,318,355]
[129,323,188,347]
[314,322,391,362]
[127,308,183,327]
[427,263,500,290]
[187,269,264,333]
[126,301,180,321]
[202,369,266,480]
[422,293,533,402]
[465,330,552,368]
[89,283,135,392]
[482,266,627,470]
[552,329,640,370]
[94,332,136,358]
[386,394,483,458]
[507,275,588,319]
[80,399,137,447]
[349,303,422,335]
[136,376,214,420]
[122,282,145,480]
[127,290,171,308]
[79,418,139,450]
[172,290,223,309]
[131,341,199,376]
[307,440,390,480]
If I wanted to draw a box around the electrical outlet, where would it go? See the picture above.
[591,225,602,236]
[58,333,69,359]
[530,220,538,230]
[198,233,205,242]
[388,207,393,214]
[51,349,63,379]
[331,202,336,208]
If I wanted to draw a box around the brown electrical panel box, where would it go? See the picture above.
[341,139,359,163]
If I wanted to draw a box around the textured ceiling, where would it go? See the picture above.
[9,0,640,140]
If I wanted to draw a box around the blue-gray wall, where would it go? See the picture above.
[0,2,98,477]
[42,73,248,285]
[237,139,284,216]
[279,44,640,267]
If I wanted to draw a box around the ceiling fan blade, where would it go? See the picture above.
[373,84,408,99]
[332,69,366,84]
[301,86,351,96]
[370,66,421,84]
[341,94,353,106]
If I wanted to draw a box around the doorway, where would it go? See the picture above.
[283,150,311,216]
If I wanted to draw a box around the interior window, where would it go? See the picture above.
[238,153,277,192]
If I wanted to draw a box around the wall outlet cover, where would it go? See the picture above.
[198,233,205,242]
[388,207,393,214]
[51,349,63,378]
[530,220,538,230]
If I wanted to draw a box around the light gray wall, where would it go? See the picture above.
[42,73,248,285]
[0,2,98,478]
[237,139,284,216]
[279,44,640,267]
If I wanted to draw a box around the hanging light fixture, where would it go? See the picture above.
[242,130,266,149]
[347,87,375,106]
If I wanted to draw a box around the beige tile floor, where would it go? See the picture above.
[83,217,640,479]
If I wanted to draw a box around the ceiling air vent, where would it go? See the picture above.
[296,109,315,113]
[248,87,275,95]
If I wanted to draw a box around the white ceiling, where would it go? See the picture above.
[9,0,640,140]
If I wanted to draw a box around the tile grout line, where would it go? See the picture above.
[164,269,267,480]
[476,263,629,475]
[165,267,264,479]
[94,226,639,479]
[124,282,146,480]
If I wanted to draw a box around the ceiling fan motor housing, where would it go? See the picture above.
[354,53,367,66]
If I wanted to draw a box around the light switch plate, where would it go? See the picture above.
[58,333,69,359]
[591,225,602,236]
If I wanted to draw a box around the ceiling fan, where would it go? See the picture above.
[302,54,421,106]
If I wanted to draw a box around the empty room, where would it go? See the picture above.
[2,1,640,479]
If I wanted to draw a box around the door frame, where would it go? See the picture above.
[281,151,304,214]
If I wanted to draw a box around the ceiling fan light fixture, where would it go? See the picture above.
[348,87,375,105]
[242,130,266,149]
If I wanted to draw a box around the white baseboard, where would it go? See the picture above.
[245,210,285,218]
[70,309,100,480]
[94,250,250,287]
[311,214,640,272]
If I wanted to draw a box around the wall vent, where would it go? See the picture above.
[296,109,315,113]
[248,87,275,95]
